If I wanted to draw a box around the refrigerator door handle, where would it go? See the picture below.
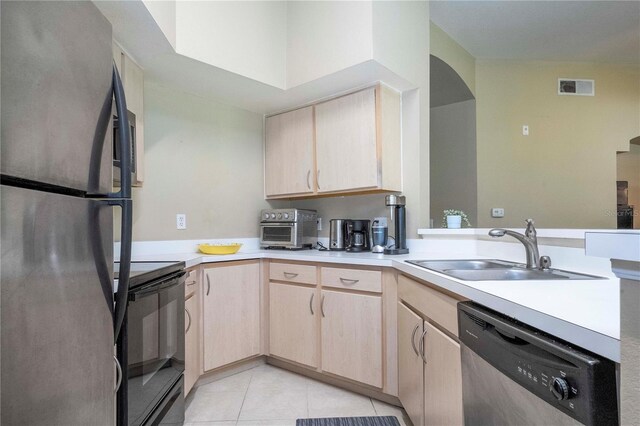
[110,198,132,343]
[108,62,131,200]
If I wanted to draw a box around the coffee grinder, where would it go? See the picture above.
[371,217,388,253]
[384,195,409,255]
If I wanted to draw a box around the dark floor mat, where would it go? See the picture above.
[296,416,401,426]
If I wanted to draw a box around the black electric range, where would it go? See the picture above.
[115,261,187,426]
[115,261,186,289]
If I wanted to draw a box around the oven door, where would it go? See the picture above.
[260,223,297,247]
[126,273,185,426]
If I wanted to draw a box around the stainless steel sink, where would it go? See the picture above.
[406,259,603,281]
[408,259,519,270]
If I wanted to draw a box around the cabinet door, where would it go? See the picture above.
[203,262,260,371]
[424,321,464,426]
[265,107,315,197]
[184,289,200,395]
[321,289,382,387]
[315,88,378,193]
[269,282,318,368]
[398,303,424,426]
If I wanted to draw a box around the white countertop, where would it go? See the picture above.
[126,246,620,362]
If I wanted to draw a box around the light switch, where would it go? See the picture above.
[522,125,529,136]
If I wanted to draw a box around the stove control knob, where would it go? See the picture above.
[264,213,270,220]
[550,377,570,401]
[283,213,289,219]
[277,213,282,219]
[270,213,276,219]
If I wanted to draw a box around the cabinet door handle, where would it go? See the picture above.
[185,307,192,333]
[206,274,211,296]
[411,324,420,356]
[316,170,321,190]
[419,328,428,364]
[306,170,311,190]
[339,277,359,285]
[114,355,123,393]
[283,272,299,278]
[309,293,315,315]
[321,294,326,317]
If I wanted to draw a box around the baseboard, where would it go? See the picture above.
[193,355,266,389]
[267,357,402,407]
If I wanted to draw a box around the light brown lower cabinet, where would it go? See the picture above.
[398,300,464,426]
[184,286,200,394]
[203,261,261,371]
[423,321,464,426]
[321,289,382,387]
[269,282,318,368]
[398,302,424,426]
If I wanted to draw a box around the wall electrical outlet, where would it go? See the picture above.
[491,208,505,218]
[317,217,322,231]
[176,214,187,230]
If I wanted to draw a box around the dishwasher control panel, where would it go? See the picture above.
[458,302,618,426]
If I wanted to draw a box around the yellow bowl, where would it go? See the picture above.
[198,243,243,255]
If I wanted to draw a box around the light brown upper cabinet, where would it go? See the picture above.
[112,43,144,187]
[264,84,401,199]
[202,261,261,372]
[265,106,315,197]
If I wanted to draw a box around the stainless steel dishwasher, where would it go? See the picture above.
[458,302,618,426]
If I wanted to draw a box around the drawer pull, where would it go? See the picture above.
[283,272,299,278]
[186,280,197,286]
[339,277,360,285]
[411,324,420,356]
[419,328,428,364]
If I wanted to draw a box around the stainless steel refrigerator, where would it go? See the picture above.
[1,2,133,424]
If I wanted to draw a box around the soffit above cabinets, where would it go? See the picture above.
[94,1,428,114]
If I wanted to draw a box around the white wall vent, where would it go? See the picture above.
[558,78,595,96]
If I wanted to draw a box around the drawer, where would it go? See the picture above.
[184,268,199,295]
[398,274,463,337]
[321,266,382,293]
[270,262,317,285]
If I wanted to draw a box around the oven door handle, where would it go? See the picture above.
[130,271,186,300]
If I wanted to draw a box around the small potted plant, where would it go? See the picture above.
[442,209,472,229]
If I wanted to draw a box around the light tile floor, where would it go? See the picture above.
[185,364,412,426]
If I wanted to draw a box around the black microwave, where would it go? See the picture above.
[113,109,137,185]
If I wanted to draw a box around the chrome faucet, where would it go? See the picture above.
[489,219,544,269]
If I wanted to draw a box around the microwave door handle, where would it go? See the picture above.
[108,62,131,200]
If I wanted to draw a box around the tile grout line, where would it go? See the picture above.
[235,367,257,425]
[370,398,378,415]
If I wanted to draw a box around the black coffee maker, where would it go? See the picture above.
[345,220,371,252]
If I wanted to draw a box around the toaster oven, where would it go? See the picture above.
[260,209,317,249]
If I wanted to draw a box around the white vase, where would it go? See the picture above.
[447,215,462,229]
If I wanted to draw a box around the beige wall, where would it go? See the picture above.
[430,22,476,96]
[476,61,640,228]
[430,99,477,226]
[130,82,285,241]
[617,144,640,229]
